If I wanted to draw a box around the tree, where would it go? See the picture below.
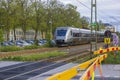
[0,29,4,42]
[81,16,89,29]
[30,0,45,40]
[0,0,89,41]
[10,0,19,41]
[16,0,30,40]
[1,0,13,41]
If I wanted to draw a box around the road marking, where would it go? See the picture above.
[0,59,46,72]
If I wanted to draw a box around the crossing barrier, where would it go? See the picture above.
[46,47,119,80]
[80,54,107,80]
[46,57,97,80]
[94,47,120,54]
[46,54,107,80]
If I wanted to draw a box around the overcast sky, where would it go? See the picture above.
[59,0,120,31]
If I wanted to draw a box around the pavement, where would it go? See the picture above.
[0,61,120,80]
[72,64,120,80]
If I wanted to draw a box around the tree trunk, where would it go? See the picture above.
[23,31,26,40]
[41,30,43,39]
[34,29,38,40]
[22,26,26,40]
[34,29,38,45]
[6,31,9,41]
[13,28,16,41]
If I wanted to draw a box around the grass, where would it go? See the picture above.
[1,51,67,61]
[0,46,22,52]
[0,45,49,52]
[103,51,120,64]
[74,51,120,64]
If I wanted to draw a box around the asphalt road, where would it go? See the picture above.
[0,61,66,80]
[0,62,120,80]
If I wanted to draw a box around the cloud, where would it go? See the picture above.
[59,0,120,31]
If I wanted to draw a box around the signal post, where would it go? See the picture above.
[104,30,111,48]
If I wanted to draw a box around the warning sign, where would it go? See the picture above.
[104,38,111,44]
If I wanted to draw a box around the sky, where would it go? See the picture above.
[59,0,120,31]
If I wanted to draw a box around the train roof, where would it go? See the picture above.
[79,29,91,33]
[55,27,104,34]
[56,27,72,29]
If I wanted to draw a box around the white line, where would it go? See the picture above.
[95,75,120,78]
[113,76,120,78]
[0,59,46,72]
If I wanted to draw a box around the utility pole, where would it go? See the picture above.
[90,0,97,58]
[95,0,98,50]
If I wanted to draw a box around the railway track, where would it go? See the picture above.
[0,42,104,58]
[0,48,58,58]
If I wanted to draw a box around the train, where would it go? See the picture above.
[54,27,104,46]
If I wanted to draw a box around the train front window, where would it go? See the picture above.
[57,30,67,36]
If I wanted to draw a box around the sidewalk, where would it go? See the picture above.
[95,64,120,78]
[72,64,120,80]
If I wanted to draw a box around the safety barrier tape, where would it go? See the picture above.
[94,47,120,54]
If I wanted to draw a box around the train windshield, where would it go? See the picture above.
[57,30,67,36]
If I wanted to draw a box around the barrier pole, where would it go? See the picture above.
[46,57,97,80]
[79,54,107,80]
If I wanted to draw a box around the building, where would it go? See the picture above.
[4,29,41,41]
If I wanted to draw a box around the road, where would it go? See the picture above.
[0,62,120,80]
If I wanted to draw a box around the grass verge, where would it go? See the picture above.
[0,51,67,61]
[103,51,120,64]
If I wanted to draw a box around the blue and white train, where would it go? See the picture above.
[54,27,104,46]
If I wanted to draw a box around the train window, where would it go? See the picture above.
[73,33,79,37]
[85,34,89,37]
[57,30,67,36]
[88,34,91,37]
[79,33,82,36]
[81,33,86,37]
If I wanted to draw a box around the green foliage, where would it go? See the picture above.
[103,51,120,64]
[0,29,4,42]
[42,40,53,47]
[0,0,90,41]
[0,46,22,52]
[23,45,39,50]
[1,51,67,61]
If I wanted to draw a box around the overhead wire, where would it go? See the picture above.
[76,0,120,25]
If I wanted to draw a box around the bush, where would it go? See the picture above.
[0,46,22,52]
[104,51,120,64]
[23,45,39,50]
[42,40,56,47]
[42,41,51,47]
